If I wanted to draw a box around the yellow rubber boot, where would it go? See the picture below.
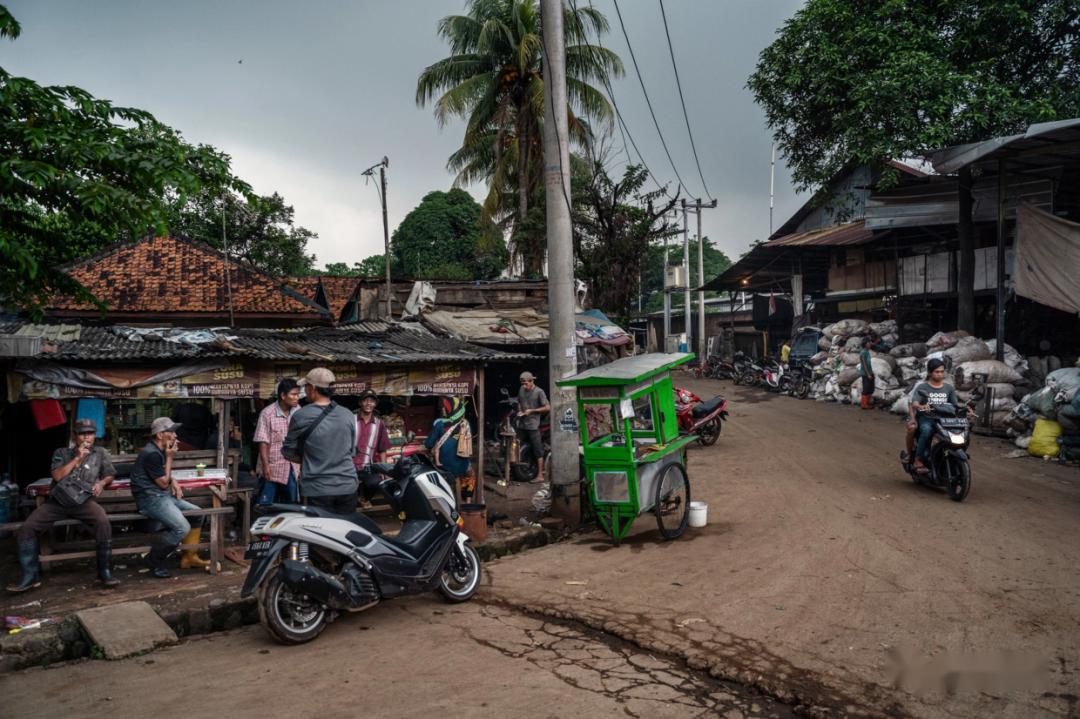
[179,528,210,570]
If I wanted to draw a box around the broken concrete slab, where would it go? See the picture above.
[75,601,177,659]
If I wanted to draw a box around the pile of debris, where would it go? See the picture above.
[804,321,1034,427]
[1005,367,1080,460]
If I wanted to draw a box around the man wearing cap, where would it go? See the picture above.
[354,388,391,505]
[282,368,358,515]
[516,372,550,483]
[7,419,119,593]
[131,417,209,578]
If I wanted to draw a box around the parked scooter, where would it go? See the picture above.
[900,403,974,502]
[241,450,481,645]
[762,359,791,394]
[674,387,729,446]
[787,363,813,399]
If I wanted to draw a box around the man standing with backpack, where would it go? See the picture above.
[282,368,357,515]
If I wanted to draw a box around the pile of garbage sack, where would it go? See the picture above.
[803,321,1033,425]
[1005,367,1080,460]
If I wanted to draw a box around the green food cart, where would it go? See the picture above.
[557,352,696,544]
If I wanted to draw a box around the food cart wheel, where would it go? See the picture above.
[654,463,690,540]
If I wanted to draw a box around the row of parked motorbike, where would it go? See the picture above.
[696,352,816,399]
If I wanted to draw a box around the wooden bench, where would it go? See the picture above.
[0,506,235,573]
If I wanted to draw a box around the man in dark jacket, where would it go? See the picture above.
[7,419,119,592]
[282,367,357,515]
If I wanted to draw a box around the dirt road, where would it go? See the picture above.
[485,378,1080,717]
[5,378,1078,717]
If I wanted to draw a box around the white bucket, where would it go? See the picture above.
[688,501,708,528]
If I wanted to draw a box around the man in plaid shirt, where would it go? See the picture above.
[254,379,302,505]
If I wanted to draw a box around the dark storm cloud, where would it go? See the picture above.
[3,0,803,267]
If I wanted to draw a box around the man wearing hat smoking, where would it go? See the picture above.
[131,417,210,578]
[282,367,358,515]
[7,419,119,593]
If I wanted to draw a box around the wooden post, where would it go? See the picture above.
[215,399,229,471]
[476,365,485,505]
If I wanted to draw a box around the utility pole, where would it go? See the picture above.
[662,226,671,349]
[540,0,578,524]
[682,200,690,352]
[687,198,718,360]
[362,156,392,319]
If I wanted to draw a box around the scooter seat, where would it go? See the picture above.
[282,504,384,535]
[692,396,725,418]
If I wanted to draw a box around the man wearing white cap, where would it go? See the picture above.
[282,367,358,515]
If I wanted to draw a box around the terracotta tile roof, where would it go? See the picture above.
[285,276,321,303]
[49,236,327,318]
[317,276,361,320]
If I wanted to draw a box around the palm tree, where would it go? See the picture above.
[416,0,622,275]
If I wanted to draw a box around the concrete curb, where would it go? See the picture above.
[1,525,563,673]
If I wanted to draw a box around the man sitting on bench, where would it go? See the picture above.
[6,419,120,593]
[132,417,209,578]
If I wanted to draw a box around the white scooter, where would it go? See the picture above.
[241,451,481,645]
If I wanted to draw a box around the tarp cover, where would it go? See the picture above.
[1015,204,1080,315]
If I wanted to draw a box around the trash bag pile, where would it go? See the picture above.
[1005,366,1080,460]
[803,323,1037,428]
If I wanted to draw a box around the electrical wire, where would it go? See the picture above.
[658,0,713,202]
[611,0,691,196]
[578,0,673,198]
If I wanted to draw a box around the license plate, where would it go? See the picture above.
[245,540,274,558]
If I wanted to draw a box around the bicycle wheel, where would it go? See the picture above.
[654,463,690,539]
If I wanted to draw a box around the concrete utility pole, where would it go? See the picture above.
[689,198,718,360]
[682,200,690,352]
[362,156,392,319]
[540,0,578,523]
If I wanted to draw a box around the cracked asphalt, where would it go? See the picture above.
[0,600,788,719]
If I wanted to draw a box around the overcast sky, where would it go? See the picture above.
[3,0,805,269]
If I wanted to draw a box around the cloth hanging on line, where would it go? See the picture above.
[30,399,66,431]
[75,398,106,438]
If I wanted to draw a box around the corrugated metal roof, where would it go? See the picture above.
[929,118,1080,174]
[13,324,83,342]
[0,321,529,364]
[766,221,873,247]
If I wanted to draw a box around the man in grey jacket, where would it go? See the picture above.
[281,368,358,515]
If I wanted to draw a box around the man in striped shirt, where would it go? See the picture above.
[354,388,391,505]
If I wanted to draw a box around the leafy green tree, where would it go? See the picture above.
[571,161,679,324]
[163,189,317,277]
[416,0,623,275]
[321,255,394,277]
[748,0,1080,332]
[0,6,246,316]
[391,188,507,280]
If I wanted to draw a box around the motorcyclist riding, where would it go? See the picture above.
[905,358,973,473]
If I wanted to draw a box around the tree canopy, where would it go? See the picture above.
[322,255,390,277]
[0,6,247,315]
[390,188,507,280]
[416,0,623,275]
[571,160,680,323]
[163,190,317,277]
[749,0,1080,191]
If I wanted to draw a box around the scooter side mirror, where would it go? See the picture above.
[500,387,509,397]
[405,430,416,443]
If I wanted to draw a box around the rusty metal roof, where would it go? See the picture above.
[765,221,874,247]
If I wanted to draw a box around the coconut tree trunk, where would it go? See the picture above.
[516,120,532,275]
[956,166,975,333]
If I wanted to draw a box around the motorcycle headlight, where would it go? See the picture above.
[949,433,965,445]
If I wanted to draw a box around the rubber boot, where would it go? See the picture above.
[143,540,174,579]
[96,542,120,588]
[860,394,871,410]
[179,528,210,571]
[6,539,42,593]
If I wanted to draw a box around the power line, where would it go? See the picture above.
[658,0,714,202]
[611,0,692,196]
[575,0,672,198]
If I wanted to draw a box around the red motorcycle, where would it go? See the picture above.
[674,387,728,446]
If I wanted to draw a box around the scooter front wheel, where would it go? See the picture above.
[947,460,971,502]
[439,543,482,603]
[258,573,329,645]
